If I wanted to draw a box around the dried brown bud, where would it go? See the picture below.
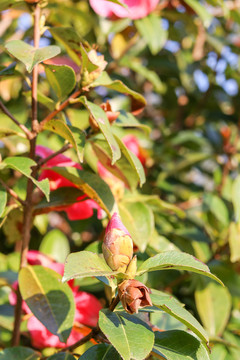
[118,279,152,314]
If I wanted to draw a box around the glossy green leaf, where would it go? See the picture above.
[0,186,7,218]
[232,175,240,223]
[5,41,60,73]
[204,194,229,227]
[0,0,24,11]
[0,346,39,360]
[62,251,115,282]
[119,201,154,252]
[123,58,166,93]
[44,64,76,100]
[91,72,146,114]
[43,119,85,163]
[114,134,146,187]
[2,208,23,244]
[229,222,240,263]
[135,15,168,55]
[153,330,210,360]
[184,0,213,27]
[210,344,228,360]
[3,157,50,201]
[137,251,223,285]
[34,187,84,215]
[80,344,122,360]
[150,289,209,345]
[78,97,121,164]
[0,128,26,139]
[19,266,75,343]
[40,229,70,263]
[195,280,231,336]
[49,27,81,65]
[117,111,151,134]
[51,166,115,217]
[48,353,76,360]
[99,310,154,360]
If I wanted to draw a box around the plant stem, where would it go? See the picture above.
[11,3,41,346]
[36,143,73,169]
[39,89,81,128]
[0,100,33,139]
[0,178,25,206]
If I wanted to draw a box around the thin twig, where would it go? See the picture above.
[39,89,81,129]
[0,100,33,139]
[109,294,120,311]
[36,143,73,169]
[0,178,25,206]
[11,3,41,346]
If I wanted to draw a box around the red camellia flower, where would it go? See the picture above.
[36,145,104,221]
[9,251,102,349]
[89,0,159,20]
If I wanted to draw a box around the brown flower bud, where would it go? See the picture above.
[102,213,133,272]
[118,279,152,314]
[89,100,120,131]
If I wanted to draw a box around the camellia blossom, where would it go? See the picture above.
[9,250,102,349]
[36,145,104,221]
[89,0,159,20]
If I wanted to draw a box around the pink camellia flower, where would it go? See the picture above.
[36,145,104,221]
[90,0,159,20]
[9,250,102,349]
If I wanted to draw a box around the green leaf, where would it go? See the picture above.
[40,229,70,263]
[5,41,61,73]
[150,289,209,345]
[62,251,115,282]
[135,15,168,55]
[122,58,166,93]
[0,347,39,360]
[91,72,146,114]
[43,119,85,163]
[153,330,210,360]
[48,353,76,360]
[232,175,240,223]
[204,194,229,227]
[106,0,128,8]
[0,128,26,139]
[78,97,121,164]
[229,222,240,263]
[184,0,213,27]
[0,186,7,218]
[119,201,154,252]
[210,344,228,360]
[114,134,146,187]
[195,280,231,336]
[44,64,76,100]
[0,0,24,11]
[99,310,154,360]
[51,165,115,217]
[80,344,122,360]
[137,251,223,285]
[49,27,81,66]
[19,266,75,343]
[117,111,151,134]
[34,187,84,215]
[3,157,50,201]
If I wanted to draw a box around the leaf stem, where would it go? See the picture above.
[0,100,33,139]
[39,89,81,129]
[11,3,41,346]
[0,178,25,206]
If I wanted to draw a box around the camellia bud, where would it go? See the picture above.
[102,213,133,272]
[118,279,152,314]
